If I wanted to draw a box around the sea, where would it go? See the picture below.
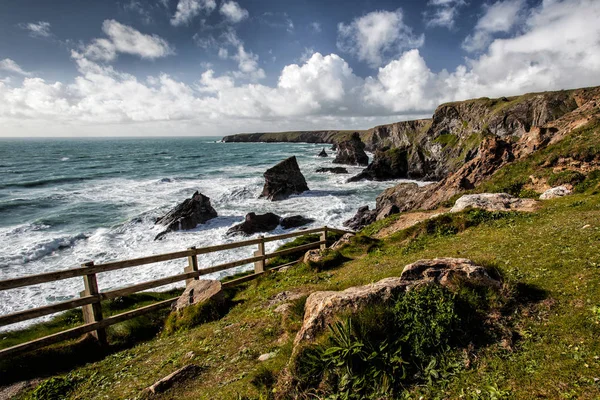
[0,137,427,330]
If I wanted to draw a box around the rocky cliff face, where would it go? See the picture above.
[346,86,600,228]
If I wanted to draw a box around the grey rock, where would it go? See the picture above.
[227,212,281,236]
[539,185,572,200]
[260,156,309,201]
[154,191,217,240]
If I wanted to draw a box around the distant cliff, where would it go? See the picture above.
[223,87,596,181]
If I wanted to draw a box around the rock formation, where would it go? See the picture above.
[155,191,217,240]
[227,212,281,236]
[343,206,377,231]
[450,193,538,213]
[280,215,314,229]
[315,167,348,174]
[347,148,408,182]
[173,280,224,312]
[294,258,501,345]
[540,186,572,200]
[333,132,369,166]
[318,148,328,157]
[260,156,309,201]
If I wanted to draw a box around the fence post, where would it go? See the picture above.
[320,226,328,250]
[185,247,199,286]
[254,236,265,274]
[80,261,107,345]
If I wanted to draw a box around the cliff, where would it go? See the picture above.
[223,87,598,181]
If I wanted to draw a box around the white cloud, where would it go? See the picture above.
[310,22,322,33]
[425,0,466,29]
[84,20,174,62]
[0,59,32,76]
[232,45,266,81]
[170,0,216,26]
[19,21,52,38]
[337,9,424,68]
[219,1,249,23]
[463,0,525,52]
[218,47,229,59]
[1,0,600,137]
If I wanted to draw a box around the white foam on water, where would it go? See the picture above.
[0,142,430,331]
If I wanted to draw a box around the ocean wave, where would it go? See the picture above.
[0,176,90,189]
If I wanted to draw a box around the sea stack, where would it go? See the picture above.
[260,156,309,201]
[333,132,369,166]
[318,148,328,157]
[154,191,217,240]
[227,212,281,236]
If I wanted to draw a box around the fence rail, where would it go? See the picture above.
[0,226,351,359]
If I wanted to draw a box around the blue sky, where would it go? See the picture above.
[0,0,599,137]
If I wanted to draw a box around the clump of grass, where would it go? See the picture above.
[29,373,82,400]
[548,170,585,187]
[305,249,349,272]
[163,295,230,335]
[267,232,342,268]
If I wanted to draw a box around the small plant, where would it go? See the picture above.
[29,374,82,400]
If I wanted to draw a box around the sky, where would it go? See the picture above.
[0,0,599,137]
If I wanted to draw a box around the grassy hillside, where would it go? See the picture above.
[7,187,600,399]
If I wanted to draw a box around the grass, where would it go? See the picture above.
[475,117,600,197]
[5,191,599,399]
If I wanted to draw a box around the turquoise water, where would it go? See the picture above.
[0,137,426,328]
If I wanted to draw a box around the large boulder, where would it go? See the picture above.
[294,277,409,344]
[333,132,369,166]
[174,280,224,312]
[347,148,408,182]
[539,185,572,200]
[260,156,309,201]
[280,215,315,229]
[400,258,501,289]
[155,191,217,240]
[450,193,538,213]
[316,167,348,174]
[227,212,281,236]
[294,258,501,345]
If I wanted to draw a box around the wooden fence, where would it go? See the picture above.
[0,226,351,359]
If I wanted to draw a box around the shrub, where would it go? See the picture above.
[292,284,475,398]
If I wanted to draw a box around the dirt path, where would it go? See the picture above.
[374,208,450,239]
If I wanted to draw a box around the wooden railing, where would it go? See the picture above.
[0,226,352,359]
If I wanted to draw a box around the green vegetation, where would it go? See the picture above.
[434,133,460,148]
[6,191,598,399]
[477,118,600,197]
[291,283,495,399]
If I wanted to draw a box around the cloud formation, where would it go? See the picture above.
[170,0,216,26]
[424,0,466,29]
[219,1,249,23]
[18,21,52,38]
[84,20,174,62]
[463,0,525,52]
[337,9,425,68]
[1,0,600,136]
[0,59,31,76]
